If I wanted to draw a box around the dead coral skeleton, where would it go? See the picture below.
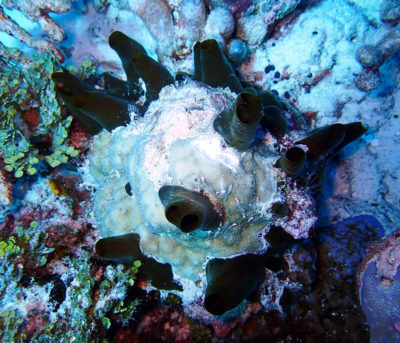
[0,0,72,61]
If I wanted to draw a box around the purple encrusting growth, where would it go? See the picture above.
[359,229,400,343]
[360,264,400,343]
[286,215,383,342]
[316,215,383,279]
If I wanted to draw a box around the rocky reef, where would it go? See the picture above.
[1,0,400,341]
[50,28,367,318]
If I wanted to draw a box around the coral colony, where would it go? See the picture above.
[53,31,365,315]
[1,0,400,341]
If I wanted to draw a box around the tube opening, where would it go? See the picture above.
[181,214,200,232]
[286,147,305,163]
[95,239,108,257]
[166,205,179,222]
[237,104,253,124]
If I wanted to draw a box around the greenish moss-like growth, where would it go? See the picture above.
[158,185,219,233]
[131,52,174,103]
[204,254,265,315]
[276,146,306,177]
[213,92,262,150]
[95,233,181,290]
[193,39,243,94]
[52,71,133,132]
[0,50,81,177]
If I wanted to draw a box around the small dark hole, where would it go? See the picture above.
[180,214,199,232]
[49,277,66,311]
[264,65,275,74]
[286,147,305,163]
[166,205,179,222]
[237,106,253,124]
[271,89,279,96]
[125,182,132,196]
[264,255,286,272]
[272,202,289,217]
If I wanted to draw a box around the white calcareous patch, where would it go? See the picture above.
[85,81,314,284]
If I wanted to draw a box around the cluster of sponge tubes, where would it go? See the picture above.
[53,30,367,315]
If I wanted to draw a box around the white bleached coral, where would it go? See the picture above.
[85,80,315,281]
[0,7,65,61]
[2,0,72,42]
[0,0,71,60]
[204,7,235,44]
